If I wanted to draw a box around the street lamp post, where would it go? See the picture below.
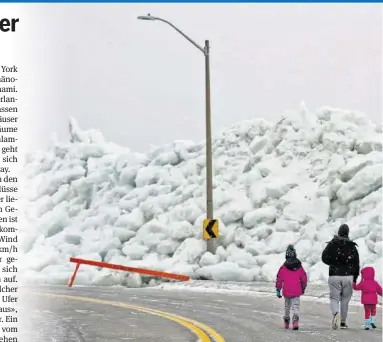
[138,15,216,254]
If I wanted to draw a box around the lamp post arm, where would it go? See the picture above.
[152,16,206,55]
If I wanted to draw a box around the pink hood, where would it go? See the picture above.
[361,266,375,280]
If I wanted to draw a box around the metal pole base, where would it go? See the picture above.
[207,239,217,254]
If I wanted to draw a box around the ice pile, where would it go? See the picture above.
[20,105,383,286]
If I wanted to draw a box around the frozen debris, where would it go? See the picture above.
[337,164,382,204]
[355,134,382,155]
[21,105,382,286]
[199,252,220,267]
[127,273,142,288]
[243,207,277,228]
[340,152,382,182]
[196,262,255,282]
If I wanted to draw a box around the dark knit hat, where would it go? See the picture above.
[338,224,349,238]
[285,244,297,259]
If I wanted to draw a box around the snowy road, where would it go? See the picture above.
[21,285,382,342]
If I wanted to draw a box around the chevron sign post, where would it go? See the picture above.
[203,219,219,240]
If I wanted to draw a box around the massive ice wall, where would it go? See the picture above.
[20,106,382,286]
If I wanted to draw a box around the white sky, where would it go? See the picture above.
[23,4,382,152]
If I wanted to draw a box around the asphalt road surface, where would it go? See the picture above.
[21,285,382,342]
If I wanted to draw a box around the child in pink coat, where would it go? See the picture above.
[276,244,307,330]
[352,266,382,330]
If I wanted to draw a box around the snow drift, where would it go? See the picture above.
[20,105,383,287]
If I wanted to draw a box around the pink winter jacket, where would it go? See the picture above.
[353,266,382,305]
[276,264,307,297]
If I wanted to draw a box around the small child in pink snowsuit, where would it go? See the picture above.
[276,244,307,330]
[352,266,382,330]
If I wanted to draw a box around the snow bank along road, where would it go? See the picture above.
[22,286,382,341]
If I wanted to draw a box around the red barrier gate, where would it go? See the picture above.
[68,257,190,287]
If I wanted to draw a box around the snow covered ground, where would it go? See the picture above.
[20,105,382,287]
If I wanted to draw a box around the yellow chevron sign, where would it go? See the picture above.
[203,219,219,240]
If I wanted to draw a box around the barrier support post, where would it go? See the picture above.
[68,262,80,288]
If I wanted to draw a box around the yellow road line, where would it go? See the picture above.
[31,292,225,342]
[127,303,226,342]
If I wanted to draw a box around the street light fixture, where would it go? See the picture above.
[138,15,216,254]
[137,15,155,21]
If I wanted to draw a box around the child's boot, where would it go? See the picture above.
[283,318,289,329]
[292,321,299,330]
[365,319,371,330]
[370,316,376,329]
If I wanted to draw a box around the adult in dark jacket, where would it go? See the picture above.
[321,224,360,330]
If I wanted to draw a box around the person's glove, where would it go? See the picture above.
[276,289,282,298]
